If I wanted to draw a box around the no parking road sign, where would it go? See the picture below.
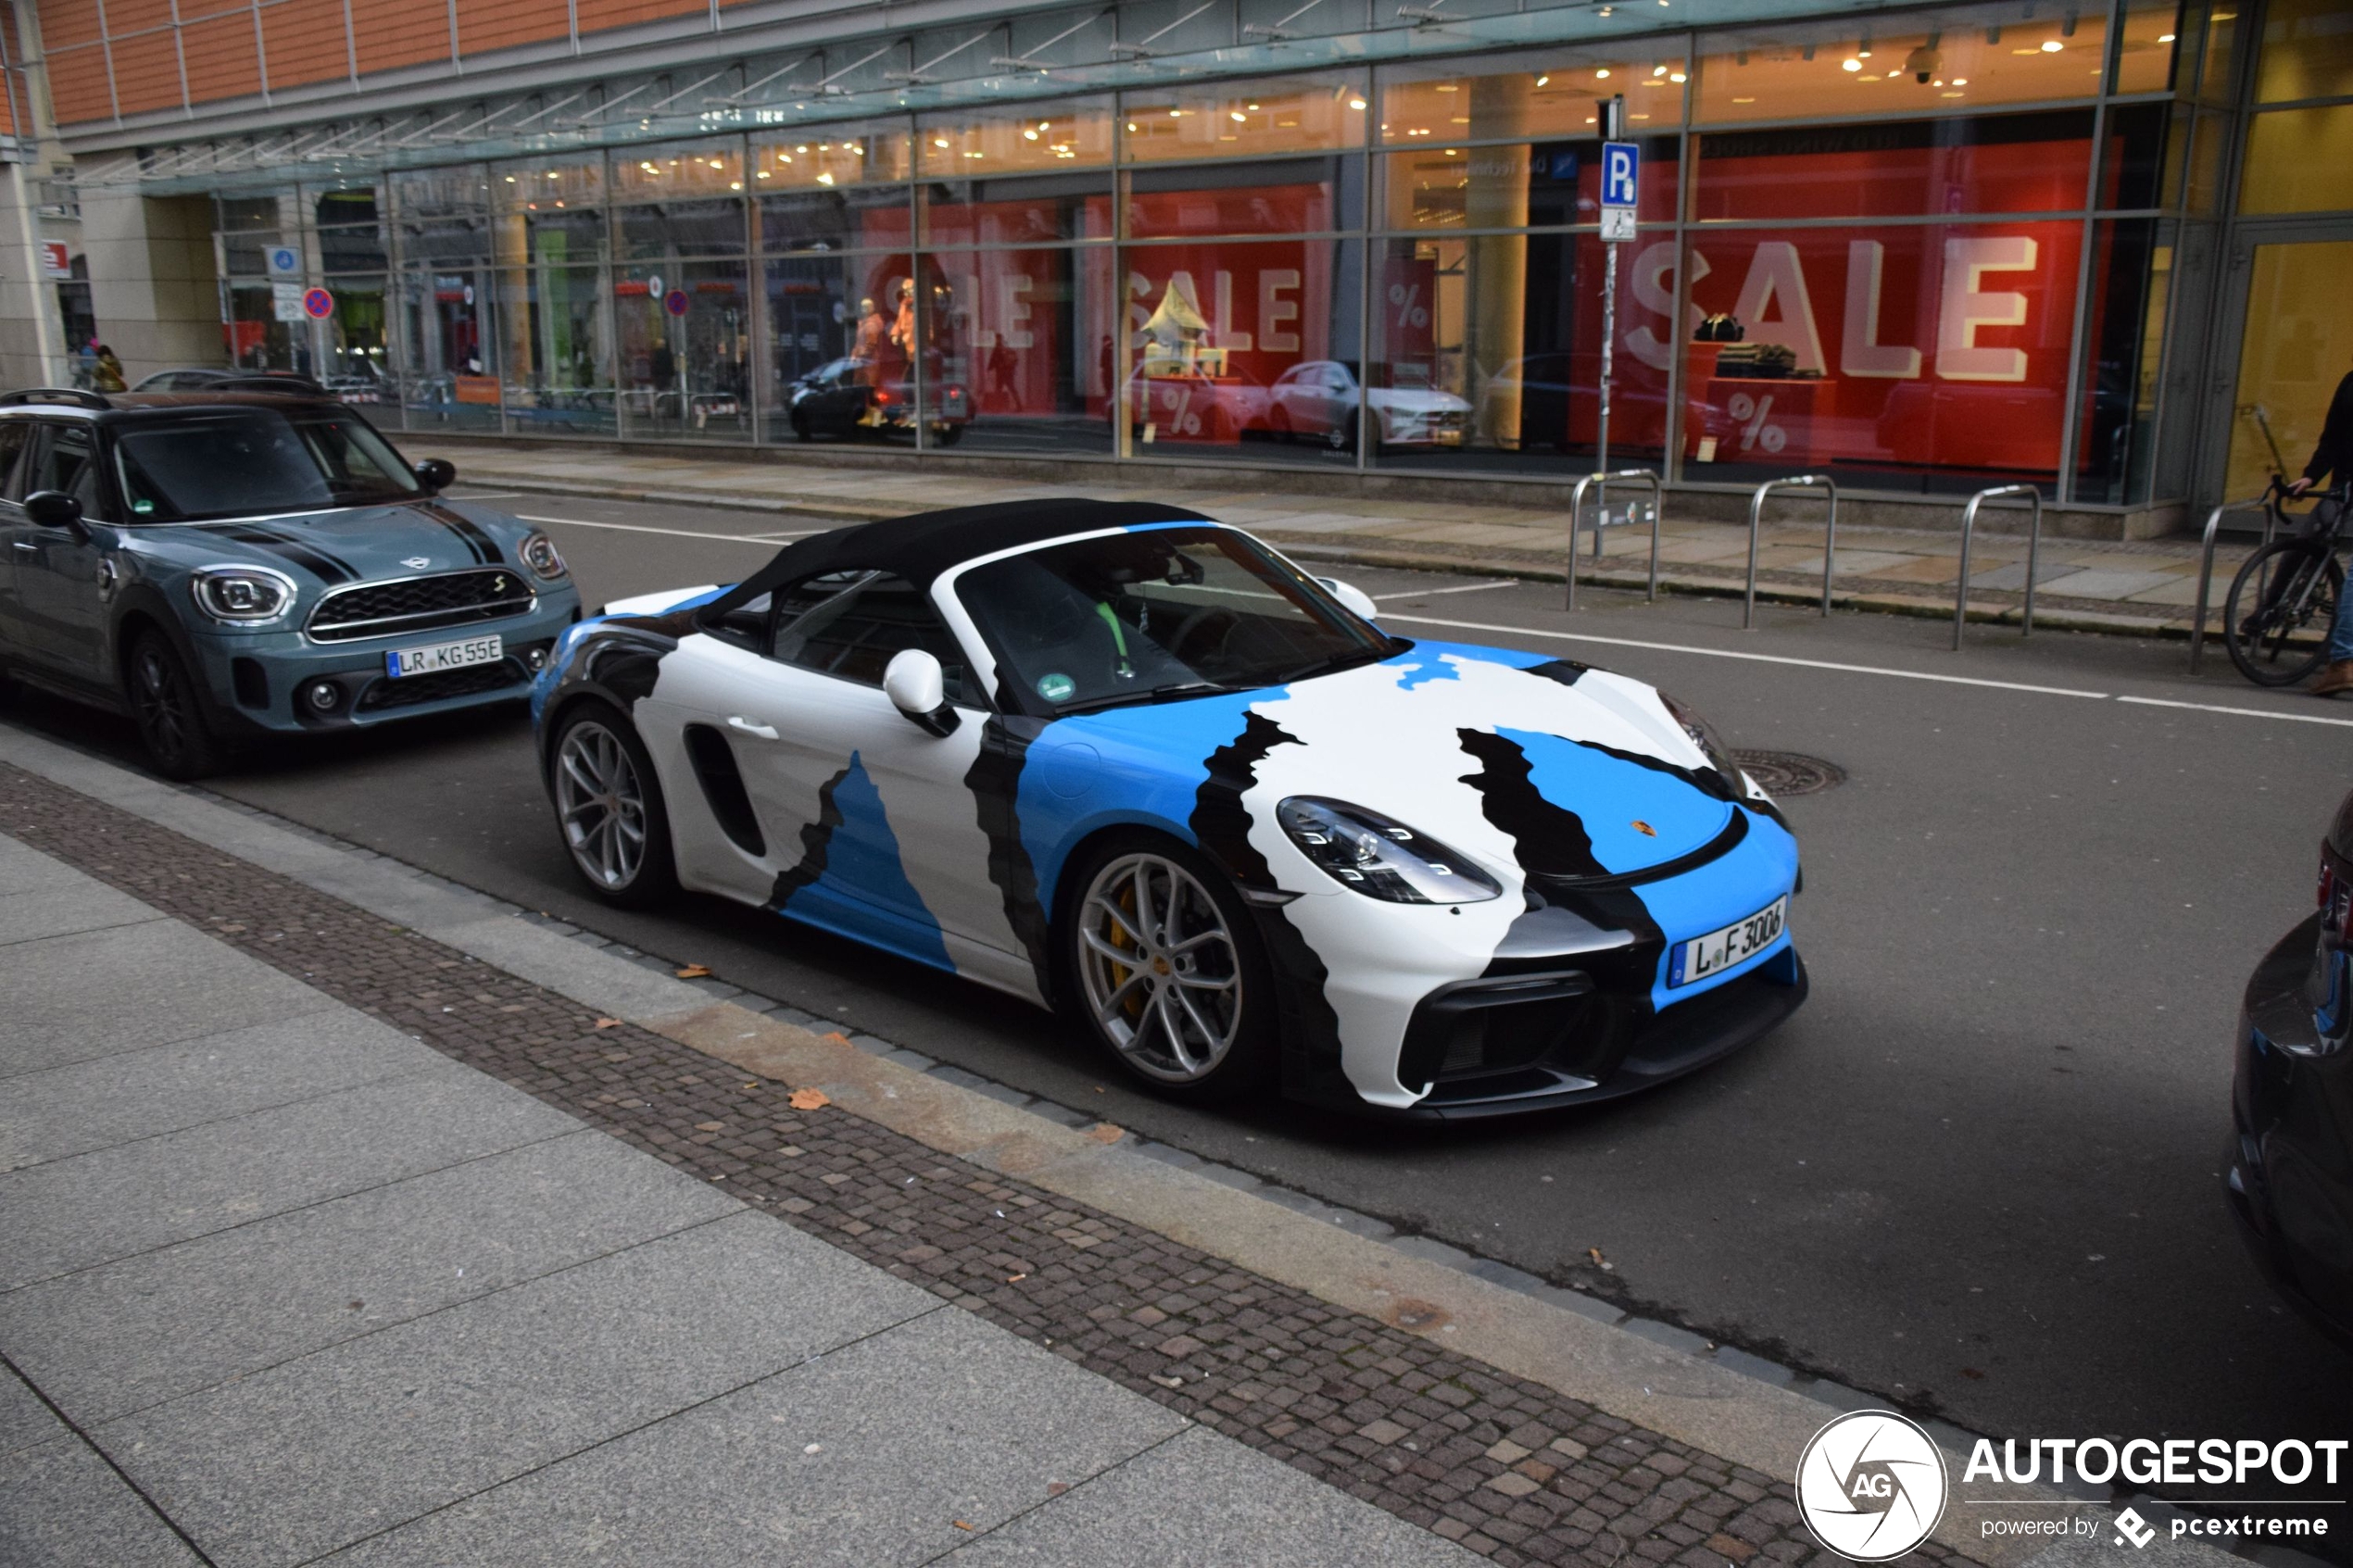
[302,287,334,320]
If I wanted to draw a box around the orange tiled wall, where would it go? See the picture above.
[34,0,746,126]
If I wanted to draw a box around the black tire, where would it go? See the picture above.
[934,420,964,446]
[125,629,224,780]
[2224,539,2341,688]
[1056,832,1277,1103]
[547,701,678,908]
[789,409,812,442]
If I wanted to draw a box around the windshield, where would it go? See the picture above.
[110,409,422,522]
[957,525,1398,714]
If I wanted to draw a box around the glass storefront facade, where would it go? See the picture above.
[204,0,2347,512]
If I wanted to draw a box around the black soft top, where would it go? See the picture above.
[706,497,1216,613]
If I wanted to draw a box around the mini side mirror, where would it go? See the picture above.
[23,490,84,536]
[1315,576,1379,621]
[413,458,457,491]
[883,648,960,737]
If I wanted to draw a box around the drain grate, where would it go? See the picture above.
[1731,749,1845,797]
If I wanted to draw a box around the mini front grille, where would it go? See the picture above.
[308,568,535,643]
[355,659,528,712]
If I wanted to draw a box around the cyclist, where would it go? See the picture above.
[2293,361,2353,695]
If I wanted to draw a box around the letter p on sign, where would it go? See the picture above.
[1602,143,1640,209]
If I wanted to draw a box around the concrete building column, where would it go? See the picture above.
[76,155,222,382]
[0,161,62,386]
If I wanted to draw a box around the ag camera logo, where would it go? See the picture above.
[1796,1411,1950,1562]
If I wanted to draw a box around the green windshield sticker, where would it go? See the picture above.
[131,498,153,514]
[1037,672,1076,703]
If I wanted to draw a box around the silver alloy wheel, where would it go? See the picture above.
[556,720,648,891]
[1074,851,1244,1084]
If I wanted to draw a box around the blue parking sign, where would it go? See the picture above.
[1601,142,1640,209]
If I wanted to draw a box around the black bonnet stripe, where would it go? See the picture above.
[766,757,854,912]
[413,502,498,564]
[1455,728,1609,882]
[1521,659,1592,687]
[193,522,355,584]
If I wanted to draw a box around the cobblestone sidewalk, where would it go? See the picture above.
[0,759,1973,1568]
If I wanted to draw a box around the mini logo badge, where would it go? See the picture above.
[2113,1508,2156,1549]
[1631,821,1657,837]
[401,557,432,570]
[1794,1411,1948,1562]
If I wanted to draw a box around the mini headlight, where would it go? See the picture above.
[1277,797,1502,904]
[1659,691,1741,780]
[191,566,295,623]
[519,530,568,580]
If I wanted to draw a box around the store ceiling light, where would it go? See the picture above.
[2041,39,2064,51]
[1535,73,1550,85]
[1595,67,1611,78]
[815,172,833,185]
[1349,97,1367,109]
[1025,128,1039,139]
[1669,71,1685,82]
[1652,63,1667,75]
[1843,57,1862,70]
[2158,32,2176,43]
[1231,109,1247,120]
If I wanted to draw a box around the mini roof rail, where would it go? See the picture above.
[209,374,328,395]
[0,387,110,409]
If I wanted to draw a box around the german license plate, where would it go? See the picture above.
[1669,896,1787,987]
[385,633,501,679]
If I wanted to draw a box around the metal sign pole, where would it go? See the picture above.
[1594,100,1632,554]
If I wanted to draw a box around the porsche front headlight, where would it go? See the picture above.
[1659,691,1741,780]
[1277,797,1501,904]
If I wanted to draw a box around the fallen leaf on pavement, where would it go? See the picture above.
[953,1521,975,1531]
[788,1087,831,1110]
[1587,1247,1605,1266]
[594,1018,623,1029]
[1086,1123,1124,1144]
[823,1031,850,1044]
[675,963,712,979]
[1007,1273,1027,1283]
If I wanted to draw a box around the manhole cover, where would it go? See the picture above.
[1730,750,1845,797]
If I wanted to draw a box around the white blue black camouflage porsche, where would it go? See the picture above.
[530,500,1806,1117]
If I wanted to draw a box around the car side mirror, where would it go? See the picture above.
[413,458,457,491]
[883,648,960,737]
[23,490,85,537]
[1315,576,1379,621]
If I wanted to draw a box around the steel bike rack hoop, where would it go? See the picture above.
[1953,483,2045,651]
[1742,474,1837,631]
[2187,495,2283,673]
[1564,469,1662,612]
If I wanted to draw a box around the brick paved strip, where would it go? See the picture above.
[0,762,1964,1568]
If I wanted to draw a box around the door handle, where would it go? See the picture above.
[726,716,779,741]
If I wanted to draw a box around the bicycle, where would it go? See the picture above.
[2222,475,2353,687]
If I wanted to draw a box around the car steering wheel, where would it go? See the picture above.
[1165,605,1239,669]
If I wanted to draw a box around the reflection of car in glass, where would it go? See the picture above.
[785,358,969,445]
[0,386,581,779]
[532,500,1806,1118]
[131,369,331,395]
[1271,361,1470,452]
[2229,784,2353,1351]
[1116,364,1270,446]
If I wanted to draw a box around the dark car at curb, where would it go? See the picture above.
[0,386,581,780]
[2229,784,2353,1352]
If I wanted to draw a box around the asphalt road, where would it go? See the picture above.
[17,486,2351,1472]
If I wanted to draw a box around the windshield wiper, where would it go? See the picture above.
[1270,646,1390,685]
[1055,680,1239,714]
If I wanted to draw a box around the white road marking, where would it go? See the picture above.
[516,513,800,546]
[1380,613,2112,698]
[1388,611,2353,728]
[2116,696,2353,729]
[1372,579,1520,602]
